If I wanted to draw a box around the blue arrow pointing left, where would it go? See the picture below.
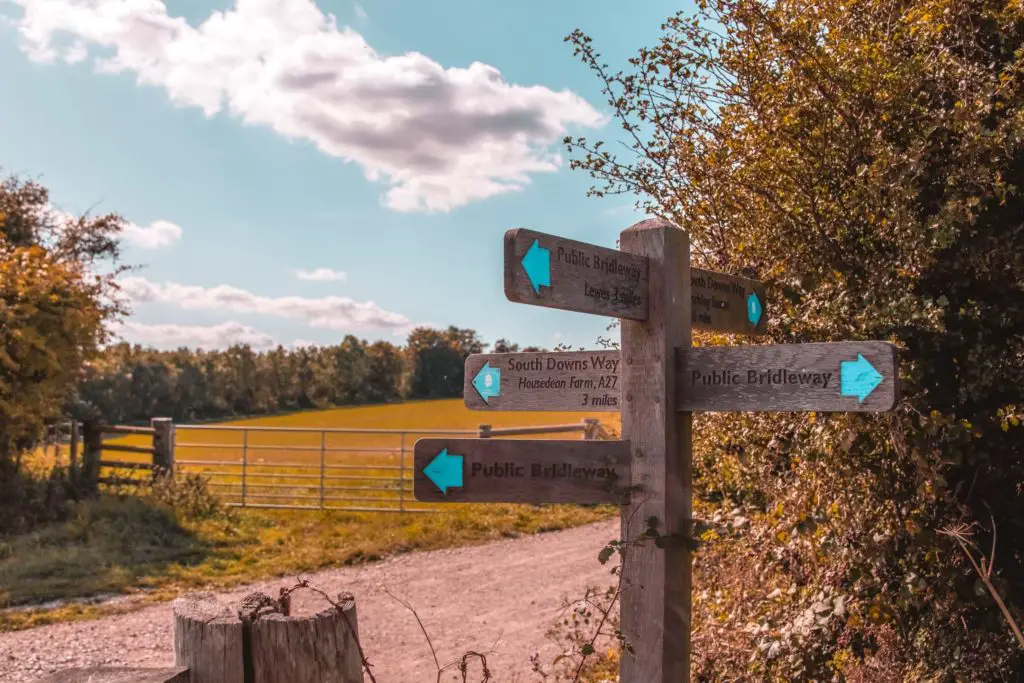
[472,362,501,403]
[521,239,551,295]
[424,448,463,493]
[840,353,884,403]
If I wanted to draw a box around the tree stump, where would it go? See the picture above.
[172,591,362,683]
[249,594,362,683]
[173,592,244,683]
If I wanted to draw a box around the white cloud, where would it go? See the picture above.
[353,3,366,20]
[109,320,277,350]
[45,205,182,248]
[120,219,183,249]
[118,275,411,330]
[290,338,319,348]
[11,0,605,212]
[294,267,346,282]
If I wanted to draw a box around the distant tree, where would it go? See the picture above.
[492,338,520,353]
[403,326,484,399]
[365,341,404,403]
[330,335,371,405]
[567,0,1024,677]
[71,327,522,423]
[293,348,316,409]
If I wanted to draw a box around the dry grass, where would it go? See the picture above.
[3,400,620,632]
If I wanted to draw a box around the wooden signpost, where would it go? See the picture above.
[415,219,900,683]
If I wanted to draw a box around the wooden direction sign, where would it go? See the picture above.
[413,438,631,504]
[504,228,767,334]
[504,228,650,320]
[690,268,767,335]
[677,341,898,412]
[464,351,621,412]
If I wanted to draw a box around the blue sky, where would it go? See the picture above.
[0,0,685,352]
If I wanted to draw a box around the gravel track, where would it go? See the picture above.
[0,519,619,682]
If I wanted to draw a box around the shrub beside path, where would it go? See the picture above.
[0,519,618,682]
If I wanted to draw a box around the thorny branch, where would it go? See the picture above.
[533,496,662,682]
[382,583,500,683]
[284,578,379,683]
[938,515,1024,649]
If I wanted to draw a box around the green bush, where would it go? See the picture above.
[149,473,227,522]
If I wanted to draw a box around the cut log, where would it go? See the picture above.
[249,593,362,683]
[32,667,188,683]
[172,592,244,683]
[172,590,362,683]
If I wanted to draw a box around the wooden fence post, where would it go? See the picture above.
[173,591,362,683]
[81,421,102,493]
[151,418,175,476]
[69,420,80,475]
[173,593,244,683]
[619,218,692,682]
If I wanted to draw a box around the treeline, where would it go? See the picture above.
[69,328,537,425]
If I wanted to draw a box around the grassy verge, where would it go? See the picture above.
[0,493,615,633]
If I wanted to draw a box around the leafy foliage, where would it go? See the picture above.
[0,175,124,460]
[0,173,126,531]
[566,0,1024,678]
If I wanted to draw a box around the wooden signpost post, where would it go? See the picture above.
[415,220,900,683]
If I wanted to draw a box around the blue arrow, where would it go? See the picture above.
[840,353,884,403]
[472,362,501,403]
[423,448,463,493]
[747,292,763,327]
[521,239,551,295]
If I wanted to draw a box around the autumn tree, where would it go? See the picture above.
[0,174,126,528]
[567,0,1023,678]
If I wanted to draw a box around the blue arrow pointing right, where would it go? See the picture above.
[747,292,763,327]
[840,353,884,403]
[521,239,551,295]
[423,448,463,493]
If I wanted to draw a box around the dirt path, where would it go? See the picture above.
[0,520,619,682]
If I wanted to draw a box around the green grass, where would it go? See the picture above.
[3,400,619,632]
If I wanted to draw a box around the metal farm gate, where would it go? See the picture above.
[173,420,601,513]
